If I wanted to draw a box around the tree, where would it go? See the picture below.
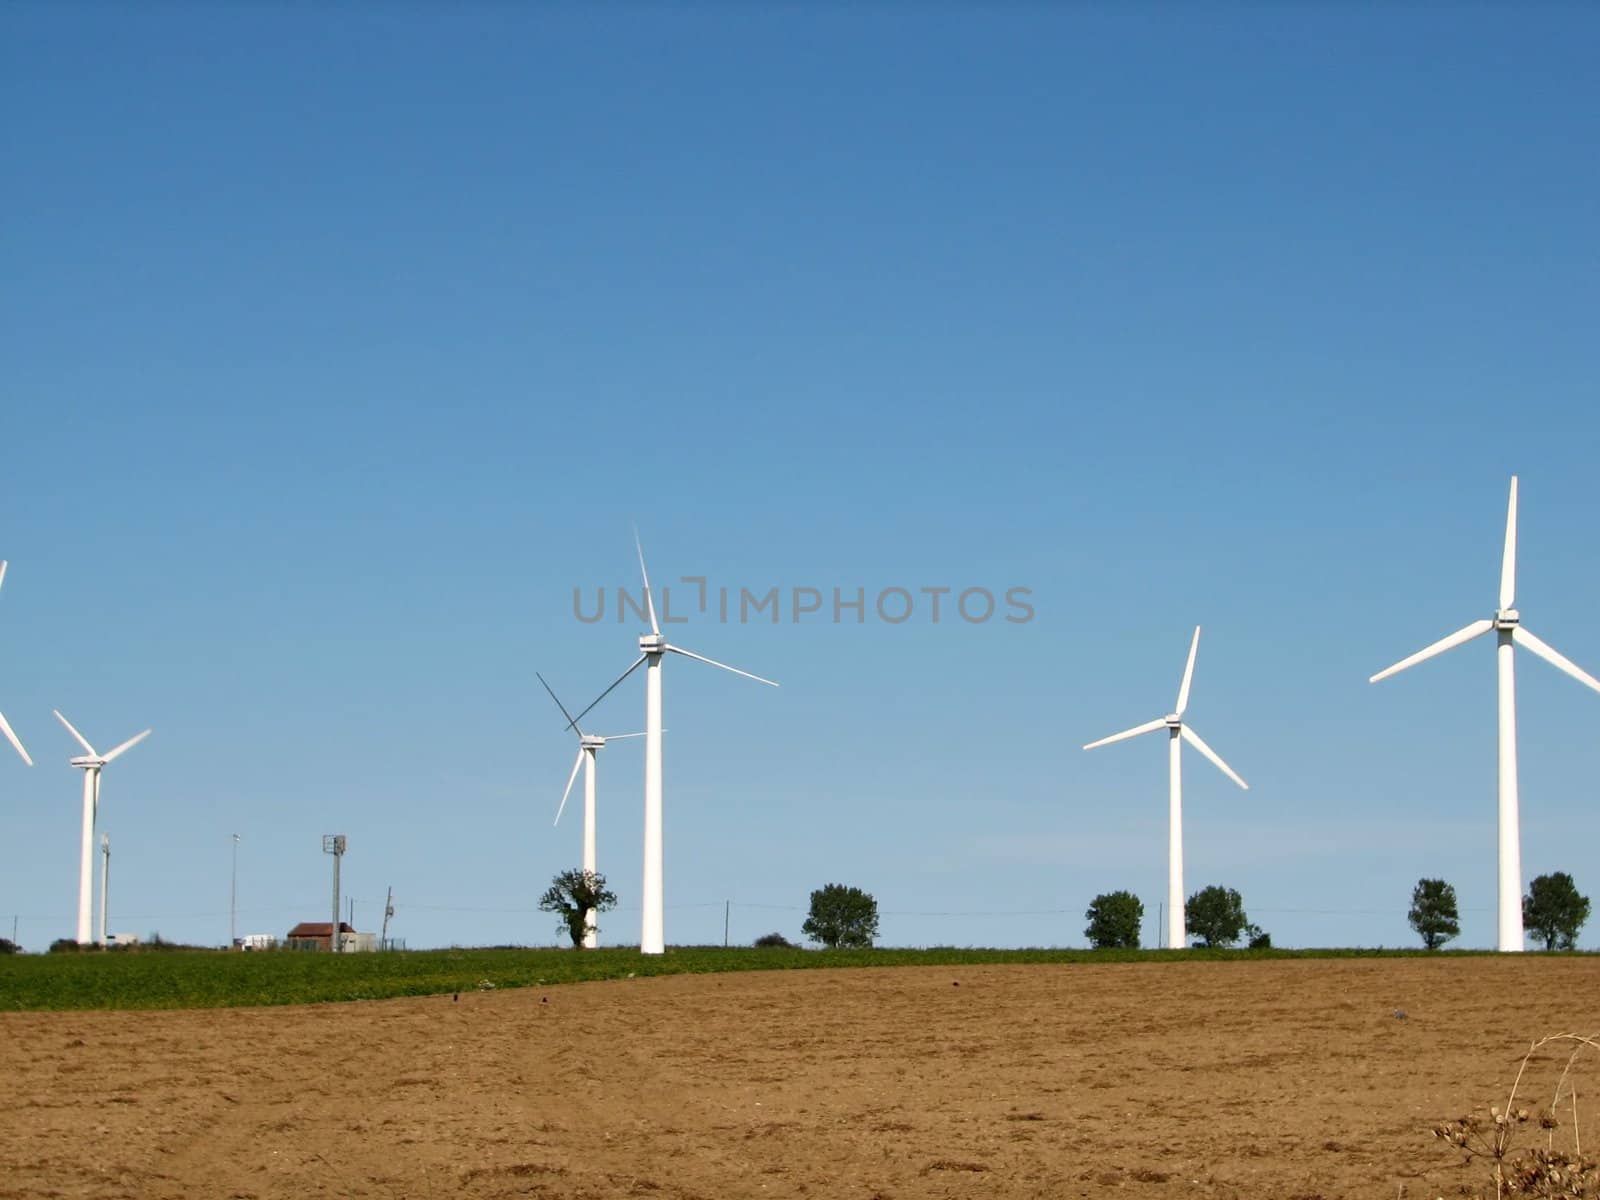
[1408,878,1460,950]
[1186,885,1247,948]
[802,883,879,949]
[1245,923,1272,950]
[538,869,618,948]
[0,937,19,955]
[1084,890,1143,949]
[754,932,795,949]
[1523,872,1591,951]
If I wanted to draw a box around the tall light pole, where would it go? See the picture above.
[230,833,241,949]
[322,835,346,953]
[98,833,110,948]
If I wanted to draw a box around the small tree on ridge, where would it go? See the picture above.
[1186,885,1247,948]
[539,869,618,948]
[1523,872,1590,951]
[1408,878,1460,950]
[802,883,879,949]
[1084,890,1143,949]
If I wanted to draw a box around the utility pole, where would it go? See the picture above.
[380,886,394,949]
[323,835,346,953]
[348,897,355,930]
[230,833,241,949]
[724,900,730,948]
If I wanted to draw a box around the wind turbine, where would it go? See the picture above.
[0,561,34,767]
[567,532,778,955]
[1083,626,1249,950]
[1369,476,1600,952]
[536,670,647,949]
[54,710,150,944]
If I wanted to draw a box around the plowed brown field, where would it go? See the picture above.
[2,957,1596,1199]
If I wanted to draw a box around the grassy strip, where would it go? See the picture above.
[0,944,1542,1013]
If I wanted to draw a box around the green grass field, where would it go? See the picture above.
[0,944,1514,1012]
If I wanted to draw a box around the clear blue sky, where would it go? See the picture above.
[2,5,1596,952]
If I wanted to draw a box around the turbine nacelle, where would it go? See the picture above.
[1494,608,1520,630]
[579,734,607,751]
[69,755,105,770]
[1163,713,1183,729]
[639,633,667,655]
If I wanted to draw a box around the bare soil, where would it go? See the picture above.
[1,957,1596,1199]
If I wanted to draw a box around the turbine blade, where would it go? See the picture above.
[0,559,7,590]
[665,644,779,686]
[1083,717,1166,751]
[599,731,649,740]
[536,671,583,738]
[554,748,584,826]
[566,654,648,729]
[53,710,97,757]
[1181,725,1249,790]
[93,769,101,816]
[1176,626,1201,715]
[0,709,32,766]
[634,526,661,636]
[1513,627,1600,696]
[1369,619,1494,683]
[101,729,151,763]
[1500,475,1518,611]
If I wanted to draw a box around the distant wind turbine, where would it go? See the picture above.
[1083,626,1250,950]
[54,711,150,944]
[536,671,647,949]
[567,531,778,955]
[0,562,34,767]
[1370,476,1600,952]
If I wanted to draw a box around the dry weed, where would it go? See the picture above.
[1433,1033,1600,1199]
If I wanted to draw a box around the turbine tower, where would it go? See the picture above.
[536,671,646,949]
[568,532,777,955]
[54,710,150,944]
[1083,627,1250,949]
[1370,476,1600,952]
[0,562,34,767]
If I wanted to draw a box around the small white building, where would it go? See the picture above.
[237,934,278,951]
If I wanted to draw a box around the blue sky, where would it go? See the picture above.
[2,5,1597,952]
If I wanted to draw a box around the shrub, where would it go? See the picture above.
[754,932,795,948]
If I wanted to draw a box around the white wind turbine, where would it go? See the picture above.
[54,710,150,944]
[1083,627,1249,950]
[0,561,35,768]
[1370,476,1600,953]
[537,671,648,949]
[566,533,778,955]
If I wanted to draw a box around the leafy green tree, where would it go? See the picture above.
[0,937,19,955]
[1186,885,1247,948]
[1523,872,1591,951]
[1084,890,1143,949]
[754,932,795,948]
[802,883,879,949]
[1408,878,1460,950]
[538,869,618,948]
[1245,923,1272,949]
